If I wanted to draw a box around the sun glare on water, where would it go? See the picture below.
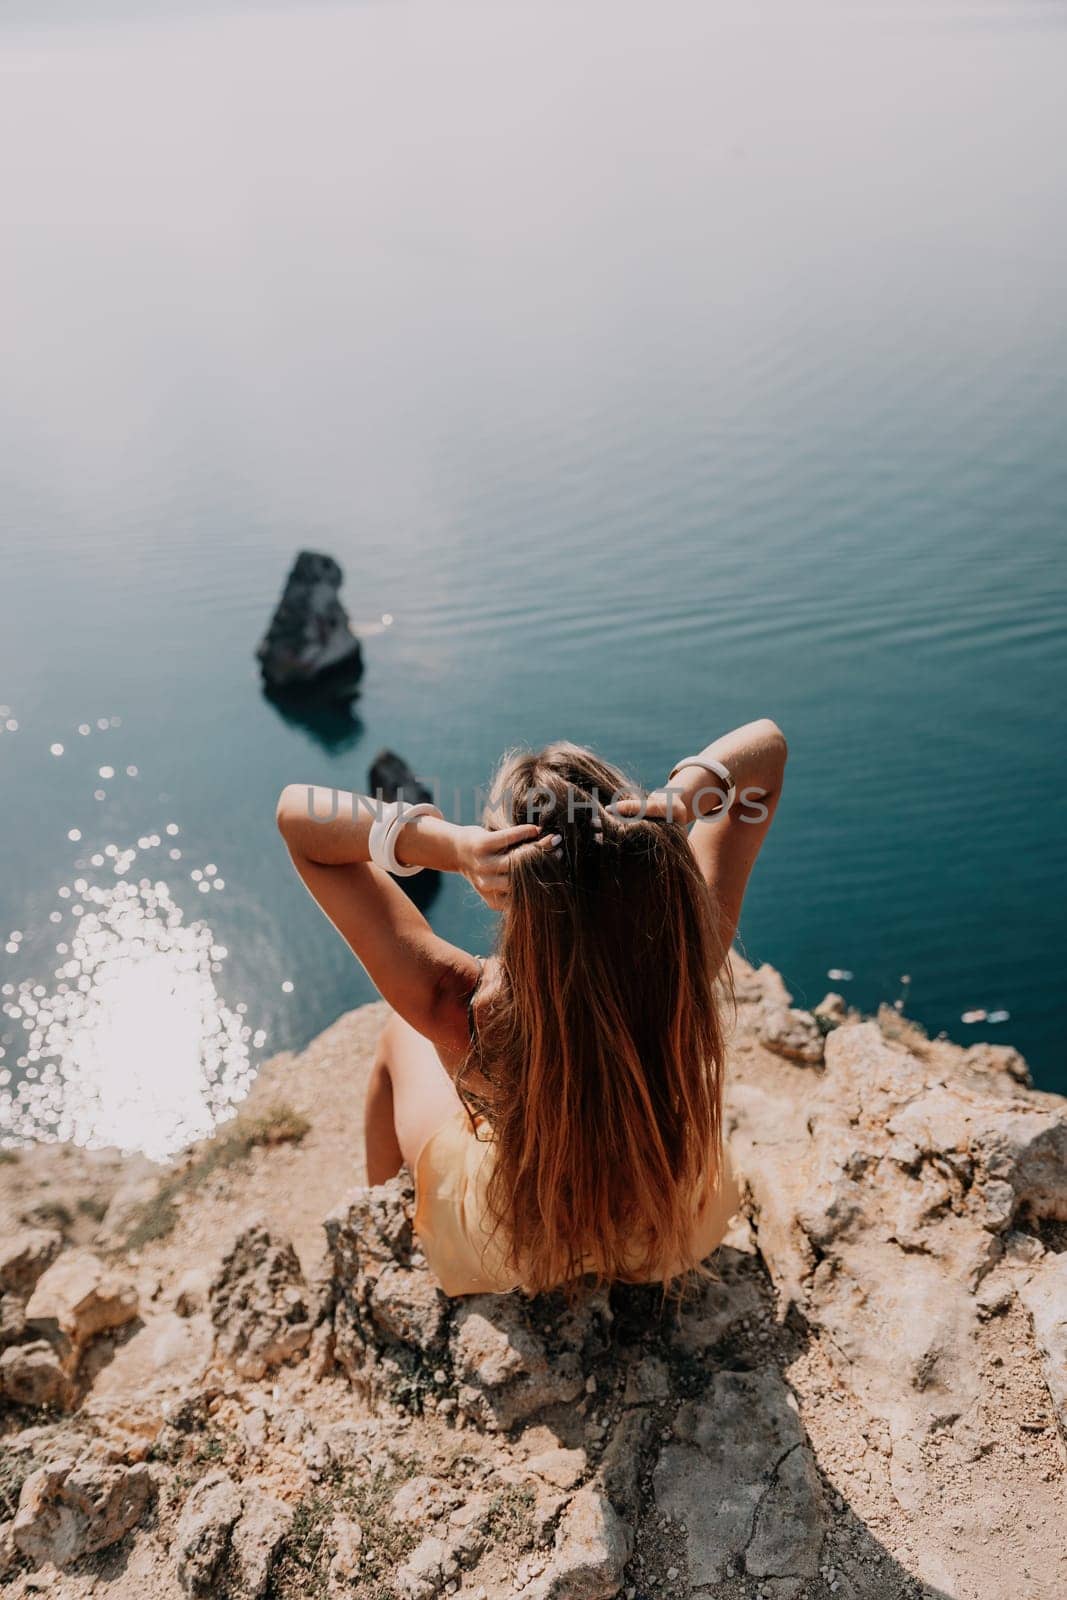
[1,842,262,1160]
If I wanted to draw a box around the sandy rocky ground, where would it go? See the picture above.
[1,957,1065,1600]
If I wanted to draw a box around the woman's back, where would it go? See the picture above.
[451,743,732,1297]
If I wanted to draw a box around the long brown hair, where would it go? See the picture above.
[456,742,732,1297]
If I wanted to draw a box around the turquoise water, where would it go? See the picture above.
[2,0,1065,1150]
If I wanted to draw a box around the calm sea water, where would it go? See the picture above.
[2,0,1065,1152]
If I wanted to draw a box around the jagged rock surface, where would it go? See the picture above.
[730,1018,1067,1514]
[209,1218,314,1380]
[11,1459,153,1567]
[25,1251,138,1354]
[0,958,1063,1599]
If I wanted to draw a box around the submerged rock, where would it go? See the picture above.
[256,551,363,690]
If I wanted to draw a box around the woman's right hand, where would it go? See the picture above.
[456,823,557,909]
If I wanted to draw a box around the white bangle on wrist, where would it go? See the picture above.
[368,801,441,877]
[667,756,737,815]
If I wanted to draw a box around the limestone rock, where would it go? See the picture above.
[758,1003,825,1065]
[85,1310,213,1417]
[395,1533,454,1599]
[173,1267,212,1318]
[0,1230,62,1300]
[256,550,363,689]
[369,1263,448,1350]
[325,1174,453,1383]
[325,1175,416,1280]
[209,1219,313,1380]
[0,1291,27,1349]
[668,1252,765,1357]
[621,1353,670,1404]
[444,1491,493,1566]
[963,1041,1032,1086]
[5,959,1060,1600]
[0,1340,73,1409]
[1019,1253,1067,1443]
[970,1104,1067,1226]
[450,1296,584,1431]
[328,1512,364,1591]
[93,1175,162,1251]
[653,1369,823,1587]
[12,1459,153,1567]
[389,1474,463,1525]
[730,1018,1067,1515]
[814,992,848,1024]
[175,1471,243,1596]
[0,1519,17,1580]
[594,1410,653,1522]
[538,1485,632,1600]
[230,1488,293,1599]
[25,1251,138,1352]
[524,1446,587,1491]
[729,952,793,1008]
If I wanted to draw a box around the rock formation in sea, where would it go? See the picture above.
[368,750,435,808]
[256,551,363,691]
[0,959,1064,1598]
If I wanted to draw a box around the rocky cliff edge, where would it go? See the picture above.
[0,958,1064,1600]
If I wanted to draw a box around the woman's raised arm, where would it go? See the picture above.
[275,785,546,1053]
[652,719,788,959]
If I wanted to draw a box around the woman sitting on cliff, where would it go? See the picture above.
[276,721,787,1297]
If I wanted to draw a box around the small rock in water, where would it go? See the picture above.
[256,551,363,690]
[368,749,434,807]
[961,1009,988,1025]
[987,1010,1010,1025]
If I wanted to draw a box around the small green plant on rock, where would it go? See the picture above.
[267,1459,421,1600]
[122,1101,310,1250]
[483,1483,537,1553]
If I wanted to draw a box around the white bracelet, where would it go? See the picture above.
[368,801,441,877]
[666,756,737,815]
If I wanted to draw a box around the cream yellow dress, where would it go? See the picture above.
[411,1105,740,1298]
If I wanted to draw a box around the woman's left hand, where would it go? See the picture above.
[456,824,556,909]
